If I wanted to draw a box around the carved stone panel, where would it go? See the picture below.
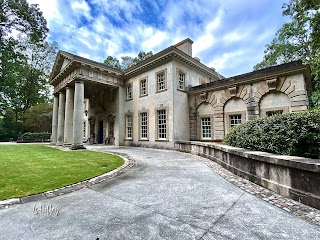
[266,77,277,90]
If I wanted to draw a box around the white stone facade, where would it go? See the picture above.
[50,38,311,149]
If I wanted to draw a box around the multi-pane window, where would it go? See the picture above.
[140,112,148,139]
[140,79,147,96]
[230,115,242,128]
[157,71,166,91]
[157,110,167,139]
[178,71,185,90]
[201,117,211,139]
[127,84,132,100]
[126,115,132,139]
[266,110,283,117]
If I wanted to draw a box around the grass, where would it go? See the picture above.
[0,144,124,200]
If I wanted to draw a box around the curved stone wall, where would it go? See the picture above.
[175,141,320,210]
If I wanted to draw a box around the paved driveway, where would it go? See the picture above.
[0,146,319,239]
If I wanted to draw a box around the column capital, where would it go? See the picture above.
[75,80,84,84]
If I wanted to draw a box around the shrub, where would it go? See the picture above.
[223,109,320,159]
[22,132,51,140]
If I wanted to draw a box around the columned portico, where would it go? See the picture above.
[51,94,59,145]
[71,81,86,150]
[63,87,74,146]
[50,51,125,150]
[56,91,66,145]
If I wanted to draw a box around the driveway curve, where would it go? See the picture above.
[0,146,319,240]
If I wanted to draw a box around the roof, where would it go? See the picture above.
[50,50,123,83]
[50,38,223,84]
[190,60,311,92]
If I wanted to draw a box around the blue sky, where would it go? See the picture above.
[27,0,289,77]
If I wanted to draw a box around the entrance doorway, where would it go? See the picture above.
[98,120,103,144]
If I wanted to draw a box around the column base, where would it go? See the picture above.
[50,142,57,146]
[63,143,72,147]
[56,142,63,146]
[70,144,86,150]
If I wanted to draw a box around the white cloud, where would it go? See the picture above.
[193,9,223,56]
[71,0,90,12]
[207,50,246,75]
[70,0,92,20]
[142,30,168,50]
[27,0,60,30]
[78,52,91,59]
[27,0,286,77]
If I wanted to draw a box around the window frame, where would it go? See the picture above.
[177,69,186,91]
[197,114,213,141]
[125,113,133,140]
[156,69,167,93]
[156,107,168,141]
[230,114,242,128]
[138,110,149,141]
[260,106,289,118]
[201,117,212,140]
[224,110,246,134]
[126,82,133,100]
[139,77,148,97]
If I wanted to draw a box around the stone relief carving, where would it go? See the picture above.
[266,77,277,90]
[199,92,207,102]
[228,86,237,97]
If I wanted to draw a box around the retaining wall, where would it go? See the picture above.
[175,141,320,210]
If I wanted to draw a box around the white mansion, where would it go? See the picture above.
[50,38,311,149]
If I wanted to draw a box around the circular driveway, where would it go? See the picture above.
[0,146,319,239]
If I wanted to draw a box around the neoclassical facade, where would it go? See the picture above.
[50,38,311,149]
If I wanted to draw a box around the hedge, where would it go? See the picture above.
[223,109,320,159]
[21,132,51,140]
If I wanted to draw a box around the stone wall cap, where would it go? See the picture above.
[175,141,320,172]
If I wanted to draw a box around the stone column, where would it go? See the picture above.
[56,91,66,145]
[71,81,86,150]
[51,94,59,145]
[63,87,74,146]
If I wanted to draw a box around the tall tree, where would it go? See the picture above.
[4,38,58,115]
[254,0,320,106]
[0,0,49,93]
[23,102,52,133]
[0,0,57,139]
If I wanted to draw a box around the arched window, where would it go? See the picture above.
[259,91,290,117]
[224,98,247,134]
[197,103,214,140]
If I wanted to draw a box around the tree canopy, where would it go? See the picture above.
[0,0,57,140]
[254,0,320,106]
[103,51,153,70]
[23,102,52,133]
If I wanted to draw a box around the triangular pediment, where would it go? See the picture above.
[50,51,75,82]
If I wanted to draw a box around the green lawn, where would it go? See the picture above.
[0,144,124,200]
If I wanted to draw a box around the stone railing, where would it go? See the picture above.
[175,141,320,210]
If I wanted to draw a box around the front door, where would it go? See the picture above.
[98,120,103,144]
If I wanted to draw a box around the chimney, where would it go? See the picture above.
[173,38,193,57]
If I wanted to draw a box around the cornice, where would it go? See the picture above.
[189,62,310,95]
[123,47,220,79]
[50,51,123,85]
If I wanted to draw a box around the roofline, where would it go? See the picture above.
[49,50,123,84]
[49,38,224,84]
[123,46,220,78]
[59,50,123,73]
[190,60,311,94]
